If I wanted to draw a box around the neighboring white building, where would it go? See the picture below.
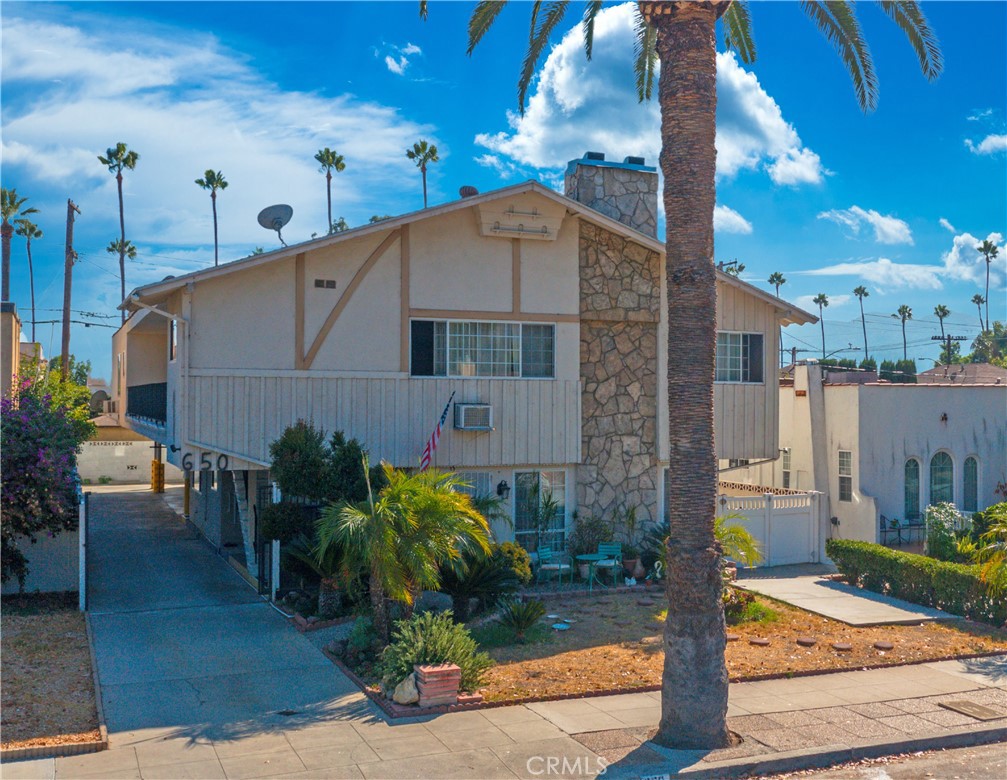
[733,363,1007,546]
[111,153,815,581]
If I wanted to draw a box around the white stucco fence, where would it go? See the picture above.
[717,492,825,567]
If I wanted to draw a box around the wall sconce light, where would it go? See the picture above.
[496,480,511,500]
[940,413,948,423]
[169,445,181,452]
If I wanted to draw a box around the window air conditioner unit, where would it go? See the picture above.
[454,403,493,431]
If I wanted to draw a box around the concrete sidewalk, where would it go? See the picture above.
[3,490,1005,779]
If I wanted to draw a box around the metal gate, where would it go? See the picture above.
[254,481,274,596]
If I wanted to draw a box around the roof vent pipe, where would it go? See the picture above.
[459,185,479,198]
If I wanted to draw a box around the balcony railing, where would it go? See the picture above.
[127,382,167,425]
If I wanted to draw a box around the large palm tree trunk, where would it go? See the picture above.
[27,239,36,342]
[652,3,731,751]
[1,220,11,302]
[326,171,333,233]
[370,569,391,644]
[860,301,868,361]
[820,312,826,359]
[984,265,990,332]
[902,321,907,360]
[118,172,126,323]
[421,165,428,208]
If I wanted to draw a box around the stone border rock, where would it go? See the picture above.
[0,613,109,763]
[290,612,355,633]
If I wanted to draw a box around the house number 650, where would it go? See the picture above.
[181,452,229,471]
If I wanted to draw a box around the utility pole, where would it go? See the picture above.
[61,199,81,380]
[931,334,967,366]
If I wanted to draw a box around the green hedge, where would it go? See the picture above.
[826,539,1006,626]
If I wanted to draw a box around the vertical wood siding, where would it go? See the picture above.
[187,373,581,468]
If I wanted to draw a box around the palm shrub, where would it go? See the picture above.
[497,598,546,642]
[976,517,1007,597]
[969,503,1007,542]
[439,550,520,622]
[284,533,347,618]
[377,611,492,692]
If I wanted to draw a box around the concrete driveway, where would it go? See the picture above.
[85,487,364,743]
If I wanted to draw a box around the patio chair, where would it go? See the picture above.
[535,545,572,586]
[903,514,924,544]
[594,542,623,586]
[879,514,901,546]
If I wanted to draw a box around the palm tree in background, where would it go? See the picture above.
[853,286,870,361]
[893,304,913,360]
[448,0,941,750]
[195,170,229,266]
[1,188,37,303]
[98,143,140,322]
[768,272,786,366]
[13,217,42,341]
[813,293,829,359]
[315,148,346,234]
[977,239,999,331]
[406,140,439,208]
[106,239,137,263]
[933,304,949,341]
[972,293,986,332]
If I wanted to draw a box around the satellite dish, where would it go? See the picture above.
[257,204,293,247]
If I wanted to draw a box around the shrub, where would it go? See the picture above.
[439,553,520,622]
[826,539,1006,626]
[925,502,964,562]
[569,514,613,557]
[491,542,533,586]
[268,421,330,501]
[722,586,755,625]
[970,502,1007,542]
[377,611,493,692]
[260,501,316,544]
[497,598,546,642]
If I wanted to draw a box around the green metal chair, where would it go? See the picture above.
[535,545,572,585]
[594,542,623,585]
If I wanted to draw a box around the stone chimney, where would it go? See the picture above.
[564,152,658,238]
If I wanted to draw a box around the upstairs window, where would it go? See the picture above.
[838,450,853,502]
[716,332,764,383]
[411,320,554,378]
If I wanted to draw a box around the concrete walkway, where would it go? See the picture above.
[736,565,952,626]
[4,490,1005,780]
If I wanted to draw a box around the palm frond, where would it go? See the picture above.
[633,7,658,102]
[582,0,603,60]
[800,1,878,112]
[518,1,571,113]
[467,1,508,55]
[419,0,428,21]
[875,1,942,81]
[722,0,757,64]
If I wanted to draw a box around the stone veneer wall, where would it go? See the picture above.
[578,222,661,527]
[564,165,658,238]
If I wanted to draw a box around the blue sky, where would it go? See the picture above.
[2,1,1005,379]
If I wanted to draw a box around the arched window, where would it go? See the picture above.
[930,452,954,505]
[964,457,979,513]
[904,459,921,521]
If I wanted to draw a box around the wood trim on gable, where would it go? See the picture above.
[400,224,411,373]
[294,253,305,369]
[302,229,401,369]
[512,238,521,314]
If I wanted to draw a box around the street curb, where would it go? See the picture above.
[627,723,1007,779]
[0,614,109,764]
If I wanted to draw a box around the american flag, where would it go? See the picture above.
[419,391,455,471]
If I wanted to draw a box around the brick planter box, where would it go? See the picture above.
[415,663,461,708]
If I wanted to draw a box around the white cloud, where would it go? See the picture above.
[474,3,824,185]
[474,153,522,180]
[968,108,993,122]
[383,42,422,76]
[965,134,1007,155]
[800,258,944,292]
[941,231,1006,288]
[713,205,753,235]
[817,206,913,245]
[939,217,956,233]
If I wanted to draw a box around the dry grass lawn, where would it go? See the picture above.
[475,590,1007,702]
[1,594,100,749]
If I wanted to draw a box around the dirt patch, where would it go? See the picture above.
[478,591,1007,702]
[1,594,101,749]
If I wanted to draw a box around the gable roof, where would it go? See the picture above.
[122,180,815,325]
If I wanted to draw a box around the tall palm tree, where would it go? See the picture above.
[453,0,941,750]
[933,303,949,342]
[316,461,490,643]
[972,293,986,332]
[853,286,870,361]
[106,239,137,263]
[98,143,140,322]
[976,239,998,331]
[314,148,346,234]
[195,170,229,266]
[406,140,439,208]
[13,217,42,341]
[893,304,913,360]
[768,272,786,365]
[1,188,37,303]
[813,293,829,359]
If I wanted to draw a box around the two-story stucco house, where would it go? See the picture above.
[112,153,814,582]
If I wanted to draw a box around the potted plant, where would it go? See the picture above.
[619,507,646,577]
[568,514,613,579]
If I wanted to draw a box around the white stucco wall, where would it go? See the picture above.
[78,439,183,484]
